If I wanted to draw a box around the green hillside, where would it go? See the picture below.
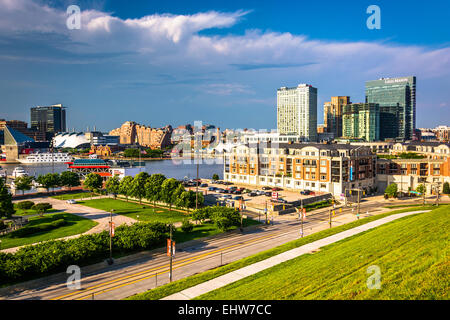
[198,206,449,300]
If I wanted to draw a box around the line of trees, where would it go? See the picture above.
[13,171,81,195]
[105,172,204,211]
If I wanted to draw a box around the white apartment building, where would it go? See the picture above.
[277,84,317,142]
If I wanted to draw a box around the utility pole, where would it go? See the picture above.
[357,189,361,218]
[300,208,304,238]
[423,181,426,206]
[195,162,199,209]
[328,208,332,228]
[239,199,244,232]
[264,201,268,225]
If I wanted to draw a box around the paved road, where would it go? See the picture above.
[0,196,445,300]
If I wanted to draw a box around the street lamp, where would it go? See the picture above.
[107,209,114,265]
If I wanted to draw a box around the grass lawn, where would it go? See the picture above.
[0,213,98,250]
[197,205,449,300]
[51,192,93,201]
[174,219,261,244]
[126,205,444,300]
[77,198,190,223]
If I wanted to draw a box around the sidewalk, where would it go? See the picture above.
[1,197,137,254]
[162,209,429,300]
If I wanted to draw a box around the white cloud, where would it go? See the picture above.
[1,0,449,83]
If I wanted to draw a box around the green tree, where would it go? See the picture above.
[124,148,140,158]
[443,182,450,195]
[14,176,33,195]
[210,207,241,231]
[59,171,80,191]
[83,173,103,198]
[32,203,52,217]
[130,172,150,204]
[105,176,121,199]
[416,184,426,194]
[119,176,134,202]
[384,183,398,198]
[212,174,219,181]
[36,173,60,193]
[145,174,166,208]
[161,178,181,211]
[0,179,15,218]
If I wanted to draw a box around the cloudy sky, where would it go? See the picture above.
[0,0,449,132]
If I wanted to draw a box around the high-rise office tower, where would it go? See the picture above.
[323,96,351,138]
[277,84,317,142]
[365,76,416,140]
[30,104,67,141]
[342,103,380,142]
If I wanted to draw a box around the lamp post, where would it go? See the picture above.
[169,224,173,282]
[107,209,114,265]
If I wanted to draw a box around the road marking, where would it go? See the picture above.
[51,230,285,300]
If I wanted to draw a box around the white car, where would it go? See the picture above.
[66,199,77,204]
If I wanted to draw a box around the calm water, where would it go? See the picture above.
[1,159,224,181]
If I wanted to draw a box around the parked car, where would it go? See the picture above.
[262,186,272,190]
[264,191,272,197]
[272,187,283,191]
[233,196,243,200]
[66,199,77,204]
[256,190,265,196]
[200,183,208,188]
[300,190,311,195]
[222,195,232,199]
[273,198,288,204]
[248,192,257,197]
[223,182,233,185]
[208,186,216,191]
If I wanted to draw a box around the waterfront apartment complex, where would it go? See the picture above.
[323,96,351,138]
[109,121,172,149]
[277,84,317,142]
[224,142,376,196]
[365,76,416,140]
[342,103,380,142]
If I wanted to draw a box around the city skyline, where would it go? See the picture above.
[0,0,449,132]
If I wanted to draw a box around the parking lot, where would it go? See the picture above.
[183,179,327,209]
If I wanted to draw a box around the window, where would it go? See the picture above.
[321,160,327,166]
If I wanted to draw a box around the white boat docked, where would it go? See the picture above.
[18,152,73,164]
[0,166,6,178]
[11,167,29,178]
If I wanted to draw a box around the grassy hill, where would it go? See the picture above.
[198,206,449,300]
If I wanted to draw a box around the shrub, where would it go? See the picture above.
[32,203,52,216]
[181,220,194,233]
[443,182,450,195]
[0,220,6,231]
[0,221,168,284]
[16,201,35,210]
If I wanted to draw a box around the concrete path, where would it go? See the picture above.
[162,209,429,300]
[2,197,137,254]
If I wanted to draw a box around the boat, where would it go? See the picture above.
[18,152,73,164]
[11,167,29,178]
[0,166,6,178]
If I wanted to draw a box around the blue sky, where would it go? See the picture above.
[0,0,449,132]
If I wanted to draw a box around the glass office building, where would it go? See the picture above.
[365,76,416,140]
[342,103,380,142]
[30,104,66,140]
